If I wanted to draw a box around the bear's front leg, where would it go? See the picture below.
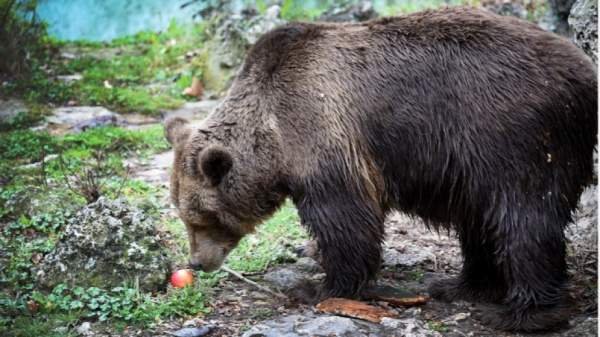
[296,191,385,298]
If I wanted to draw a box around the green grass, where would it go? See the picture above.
[6,21,208,115]
[226,201,306,272]
[427,320,449,333]
[0,124,168,178]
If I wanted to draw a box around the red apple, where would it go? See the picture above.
[170,269,194,288]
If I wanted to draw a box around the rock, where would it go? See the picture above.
[242,313,444,337]
[294,257,322,272]
[19,154,59,170]
[182,319,201,327]
[47,106,117,133]
[242,5,285,45]
[163,100,220,121]
[53,326,69,334]
[481,0,528,19]
[200,6,286,94]
[567,184,597,312]
[56,74,83,83]
[73,114,118,132]
[242,314,368,337]
[568,185,597,257]
[569,0,598,63]
[318,1,377,22]
[36,197,173,292]
[263,267,306,291]
[380,318,442,337]
[573,185,597,231]
[295,316,359,336]
[170,326,212,337]
[441,312,470,325]
[76,322,91,336]
[548,0,577,35]
[563,317,599,337]
[383,246,432,267]
[129,150,174,186]
[0,98,27,124]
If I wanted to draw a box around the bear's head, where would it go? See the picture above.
[165,116,286,272]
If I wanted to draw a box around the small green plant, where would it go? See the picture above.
[56,150,130,204]
[28,283,209,324]
[427,320,449,333]
[0,210,68,280]
[250,307,274,320]
[406,269,425,282]
[0,129,56,163]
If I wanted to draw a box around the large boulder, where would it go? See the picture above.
[36,198,173,292]
[0,98,27,125]
[201,6,285,95]
[569,0,598,63]
[480,0,528,19]
[318,1,377,22]
[548,0,577,35]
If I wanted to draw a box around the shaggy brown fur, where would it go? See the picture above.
[165,7,597,332]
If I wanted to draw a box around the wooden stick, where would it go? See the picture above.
[220,265,287,299]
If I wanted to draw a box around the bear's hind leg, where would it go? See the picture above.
[429,225,506,303]
[482,205,571,332]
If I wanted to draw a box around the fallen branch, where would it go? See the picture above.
[220,265,287,299]
[361,285,430,307]
[374,295,429,307]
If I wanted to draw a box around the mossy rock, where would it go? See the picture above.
[200,6,286,94]
[36,197,173,292]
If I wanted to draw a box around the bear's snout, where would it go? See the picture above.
[188,260,203,271]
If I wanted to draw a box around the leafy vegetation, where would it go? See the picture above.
[280,0,330,21]
[0,0,49,77]
[0,100,303,336]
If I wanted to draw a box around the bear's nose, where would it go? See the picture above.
[189,261,204,271]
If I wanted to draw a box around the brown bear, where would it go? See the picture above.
[165,6,597,332]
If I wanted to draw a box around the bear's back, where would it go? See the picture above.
[227,6,596,219]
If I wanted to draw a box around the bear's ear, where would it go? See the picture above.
[199,146,233,186]
[165,117,191,146]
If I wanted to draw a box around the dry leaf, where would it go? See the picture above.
[27,300,39,314]
[182,77,203,98]
[315,298,397,323]
[374,295,429,307]
[31,253,42,264]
